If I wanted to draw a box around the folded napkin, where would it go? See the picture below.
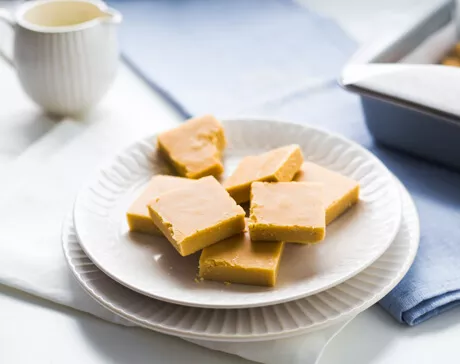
[110,0,460,325]
[110,0,356,118]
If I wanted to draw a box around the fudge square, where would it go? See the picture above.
[157,115,226,179]
[295,162,359,225]
[249,182,325,244]
[147,176,245,256]
[199,222,285,287]
[223,144,303,204]
[126,175,194,235]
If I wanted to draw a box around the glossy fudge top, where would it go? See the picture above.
[157,115,226,179]
[250,181,324,227]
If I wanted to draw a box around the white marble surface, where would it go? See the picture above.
[1,0,460,363]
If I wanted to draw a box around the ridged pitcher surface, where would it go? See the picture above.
[15,24,119,115]
[0,0,122,116]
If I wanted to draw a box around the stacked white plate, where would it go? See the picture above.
[64,119,420,341]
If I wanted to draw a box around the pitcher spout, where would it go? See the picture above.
[101,7,122,25]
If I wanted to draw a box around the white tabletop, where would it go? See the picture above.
[1,1,460,363]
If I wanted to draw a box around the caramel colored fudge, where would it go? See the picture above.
[442,57,460,67]
[455,43,460,57]
[249,182,325,244]
[126,175,194,235]
[157,115,226,179]
[223,144,303,204]
[148,176,245,256]
[295,162,359,224]
[199,222,285,287]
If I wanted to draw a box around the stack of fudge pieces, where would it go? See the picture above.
[127,115,359,287]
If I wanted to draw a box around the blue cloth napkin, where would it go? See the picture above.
[110,0,460,325]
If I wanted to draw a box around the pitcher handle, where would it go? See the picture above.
[0,8,15,67]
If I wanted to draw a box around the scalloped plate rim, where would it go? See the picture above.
[73,118,402,308]
[64,179,418,341]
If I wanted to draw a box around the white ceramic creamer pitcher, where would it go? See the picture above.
[0,0,122,115]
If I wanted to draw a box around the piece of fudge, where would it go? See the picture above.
[126,175,195,235]
[295,162,359,224]
[148,176,245,256]
[455,43,460,57]
[157,115,226,179]
[223,144,303,204]
[249,182,325,244]
[442,57,460,67]
[199,222,284,287]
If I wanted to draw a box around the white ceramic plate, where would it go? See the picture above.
[64,181,418,341]
[73,119,401,308]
